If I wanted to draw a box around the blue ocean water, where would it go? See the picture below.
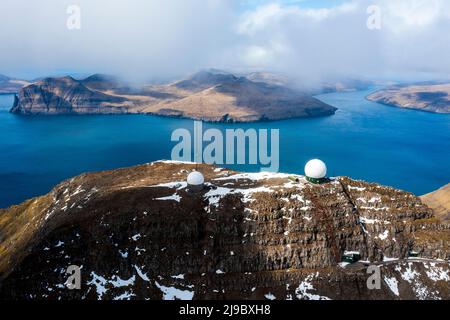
[0,88,449,208]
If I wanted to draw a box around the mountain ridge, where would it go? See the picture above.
[0,161,449,300]
[10,71,337,122]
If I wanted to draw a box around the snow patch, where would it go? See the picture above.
[348,186,366,191]
[150,181,187,190]
[264,292,276,300]
[155,194,182,202]
[155,160,196,165]
[384,276,399,296]
[155,281,194,300]
[131,234,141,241]
[134,265,150,282]
[113,291,134,300]
[425,264,450,282]
[214,172,293,182]
[383,256,398,262]
[295,274,331,300]
[378,230,389,240]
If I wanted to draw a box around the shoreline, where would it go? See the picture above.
[8,105,338,124]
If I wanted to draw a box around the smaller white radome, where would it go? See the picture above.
[187,171,205,186]
[305,159,327,179]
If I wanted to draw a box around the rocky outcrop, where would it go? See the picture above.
[10,70,337,122]
[10,76,130,115]
[367,84,450,114]
[0,162,449,300]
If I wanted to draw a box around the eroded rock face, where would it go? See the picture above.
[0,162,448,300]
[10,76,129,115]
[9,71,337,122]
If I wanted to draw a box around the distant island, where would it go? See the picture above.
[367,83,450,114]
[0,74,29,94]
[9,70,338,122]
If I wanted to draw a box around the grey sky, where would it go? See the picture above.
[1,0,450,83]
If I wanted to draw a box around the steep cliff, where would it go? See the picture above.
[10,76,131,114]
[10,71,337,122]
[0,162,449,300]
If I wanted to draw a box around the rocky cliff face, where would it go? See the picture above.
[0,162,449,300]
[10,76,130,115]
[10,71,337,122]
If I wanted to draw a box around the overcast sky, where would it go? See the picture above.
[1,0,450,84]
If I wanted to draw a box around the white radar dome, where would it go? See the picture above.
[187,171,204,186]
[304,159,327,179]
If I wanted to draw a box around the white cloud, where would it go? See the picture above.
[0,0,236,82]
[1,0,450,83]
[382,0,444,31]
[234,0,450,83]
[234,1,378,84]
[238,2,358,35]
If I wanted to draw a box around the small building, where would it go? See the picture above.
[187,171,205,192]
[408,250,420,258]
[304,159,327,184]
[342,251,361,263]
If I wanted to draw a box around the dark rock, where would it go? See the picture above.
[0,162,448,300]
[10,76,129,114]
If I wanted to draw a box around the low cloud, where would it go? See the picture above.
[0,0,236,82]
[234,0,450,84]
[1,0,450,83]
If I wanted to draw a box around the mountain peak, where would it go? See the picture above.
[175,69,241,91]
[83,73,116,81]
[10,75,127,115]
[9,70,337,121]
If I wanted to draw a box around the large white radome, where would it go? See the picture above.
[187,171,204,186]
[305,159,327,179]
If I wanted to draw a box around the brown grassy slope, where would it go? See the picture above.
[11,71,337,121]
[367,83,450,114]
[140,77,335,122]
[421,183,450,221]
